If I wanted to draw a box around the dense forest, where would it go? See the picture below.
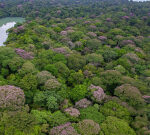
[0,0,150,134]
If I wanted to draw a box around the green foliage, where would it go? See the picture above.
[34,50,54,70]
[49,111,69,127]
[8,56,24,72]
[0,111,41,135]
[53,53,67,64]
[100,101,131,122]
[86,53,104,66]
[75,119,100,135]
[142,69,150,77]
[69,31,84,42]
[0,0,150,134]
[0,47,16,68]
[114,84,145,108]
[0,76,7,86]
[0,47,20,77]
[68,71,84,86]
[100,116,136,135]
[100,70,122,94]
[108,28,125,38]
[53,26,62,33]
[33,91,45,107]
[84,64,98,74]
[91,77,104,87]
[114,65,126,74]
[79,106,105,124]
[31,110,51,124]
[46,96,59,111]
[33,91,63,111]
[67,53,86,71]
[69,84,87,102]
[115,58,131,71]
[44,64,58,76]
[18,61,37,76]
[86,39,102,51]
[1,68,9,77]
[54,62,70,78]
[36,71,55,85]
[102,49,118,62]
[131,115,149,135]
[19,73,38,91]
[44,78,61,91]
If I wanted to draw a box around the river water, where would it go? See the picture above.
[0,17,25,46]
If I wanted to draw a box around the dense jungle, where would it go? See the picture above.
[0,0,150,134]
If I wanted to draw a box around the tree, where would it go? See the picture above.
[34,50,54,70]
[19,74,38,104]
[36,71,55,85]
[44,64,58,76]
[115,58,131,71]
[114,65,126,74]
[50,122,78,135]
[86,53,103,66]
[100,70,122,94]
[54,62,70,78]
[131,115,150,135]
[64,107,80,117]
[68,71,84,86]
[0,110,41,135]
[18,61,37,77]
[79,106,105,124]
[75,98,92,109]
[86,39,102,51]
[123,53,141,64]
[75,119,100,135]
[33,91,63,111]
[89,84,106,103]
[69,31,84,42]
[33,91,45,107]
[0,85,25,111]
[114,84,145,108]
[67,53,86,71]
[100,101,131,122]
[44,78,61,91]
[52,53,67,64]
[8,56,24,72]
[19,73,38,91]
[0,47,16,69]
[102,49,118,62]
[69,84,87,102]
[31,110,51,125]
[100,116,136,135]
[46,96,59,111]
[108,28,125,38]
[15,48,34,60]
[49,111,69,127]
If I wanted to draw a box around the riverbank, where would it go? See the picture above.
[0,17,25,46]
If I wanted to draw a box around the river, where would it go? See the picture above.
[0,17,25,46]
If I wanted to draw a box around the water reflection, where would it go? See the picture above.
[0,22,16,46]
[0,17,25,46]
